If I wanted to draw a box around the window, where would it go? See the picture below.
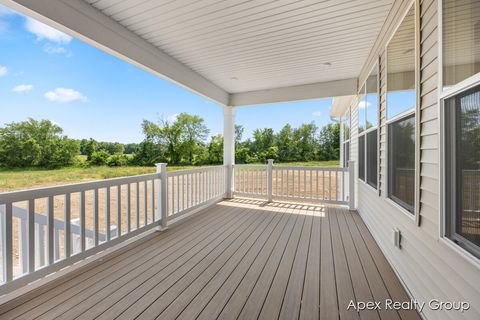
[357,63,379,188]
[443,0,480,88]
[367,130,378,188]
[442,0,480,258]
[358,86,366,133]
[445,84,480,258]
[358,135,365,181]
[366,67,379,129]
[344,110,350,141]
[343,141,350,167]
[342,107,351,168]
[388,114,415,212]
[387,5,416,214]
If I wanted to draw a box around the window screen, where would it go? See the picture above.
[445,84,480,257]
[443,0,480,88]
[343,141,350,168]
[358,135,365,181]
[366,66,378,129]
[388,114,415,213]
[344,110,350,141]
[358,87,366,133]
[367,129,378,188]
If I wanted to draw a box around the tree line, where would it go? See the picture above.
[0,115,339,168]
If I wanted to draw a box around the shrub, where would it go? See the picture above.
[88,150,110,166]
[107,153,129,167]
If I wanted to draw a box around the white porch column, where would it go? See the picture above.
[223,106,235,198]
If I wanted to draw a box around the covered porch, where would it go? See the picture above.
[2,0,476,319]
[0,199,419,320]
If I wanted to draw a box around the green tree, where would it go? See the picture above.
[207,134,223,164]
[84,138,98,161]
[277,124,295,162]
[293,123,318,161]
[252,128,275,154]
[177,113,209,163]
[0,119,80,168]
[317,123,340,161]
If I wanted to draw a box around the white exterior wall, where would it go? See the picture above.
[349,0,480,319]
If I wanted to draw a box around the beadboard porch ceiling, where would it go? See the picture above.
[3,0,395,105]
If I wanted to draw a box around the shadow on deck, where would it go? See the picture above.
[0,198,420,320]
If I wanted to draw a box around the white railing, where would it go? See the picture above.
[166,166,226,218]
[0,205,118,276]
[0,161,351,294]
[232,164,268,198]
[234,160,355,207]
[0,164,227,294]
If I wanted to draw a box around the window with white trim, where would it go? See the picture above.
[357,63,379,188]
[359,135,365,181]
[444,85,480,258]
[442,0,480,258]
[442,0,480,88]
[342,107,351,168]
[386,4,416,214]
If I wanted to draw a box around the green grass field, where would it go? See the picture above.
[0,160,339,192]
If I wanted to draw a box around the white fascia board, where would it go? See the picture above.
[230,78,358,106]
[2,0,230,106]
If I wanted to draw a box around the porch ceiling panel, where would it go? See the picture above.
[5,0,395,105]
[85,0,394,94]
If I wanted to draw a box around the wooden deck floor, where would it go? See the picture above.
[0,199,420,320]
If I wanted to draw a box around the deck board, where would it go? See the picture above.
[0,199,420,320]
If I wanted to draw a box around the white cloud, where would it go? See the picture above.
[25,17,72,44]
[312,111,322,117]
[358,100,371,109]
[0,65,7,77]
[44,88,87,103]
[44,45,72,57]
[13,84,33,93]
[44,45,67,54]
[166,113,179,123]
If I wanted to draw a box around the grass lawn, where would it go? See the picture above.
[0,160,339,192]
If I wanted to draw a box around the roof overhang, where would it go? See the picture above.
[330,95,356,117]
[231,78,357,107]
[2,0,395,106]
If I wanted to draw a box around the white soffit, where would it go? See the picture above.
[85,0,394,94]
[5,0,395,106]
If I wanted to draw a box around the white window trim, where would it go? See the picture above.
[437,0,480,266]
[357,61,380,191]
[384,0,420,224]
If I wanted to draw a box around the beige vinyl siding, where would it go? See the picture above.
[354,0,480,319]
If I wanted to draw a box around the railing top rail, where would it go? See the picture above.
[167,165,226,176]
[0,172,160,204]
[233,165,267,169]
[234,164,347,172]
[273,165,347,171]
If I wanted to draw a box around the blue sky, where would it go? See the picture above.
[0,4,333,143]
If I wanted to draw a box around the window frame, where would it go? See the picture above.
[387,112,416,214]
[358,134,366,181]
[357,61,380,191]
[438,0,480,264]
[384,0,420,223]
[342,106,351,168]
[366,128,379,189]
[443,86,480,260]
